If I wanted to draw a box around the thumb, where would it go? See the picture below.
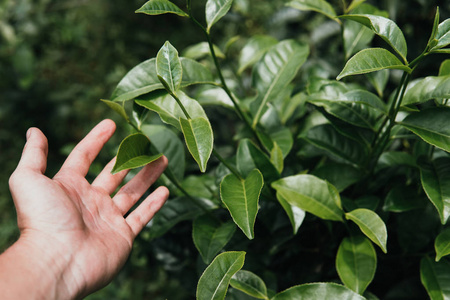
[15,128,49,174]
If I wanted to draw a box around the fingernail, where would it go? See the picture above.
[26,128,32,141]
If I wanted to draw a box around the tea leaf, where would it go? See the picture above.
[230,270,268,299]
[156,41,182,94]
[286,0,337,21]
[206,0,234,33]
[136,0,188,17]
[276,193,305,235]
[238,35,278,74]
[420,256,450,300]
[435,229,450,262]
[272,283,365,300]
[402,75,450,106]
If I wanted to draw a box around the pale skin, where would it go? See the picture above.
[0,119,169,299]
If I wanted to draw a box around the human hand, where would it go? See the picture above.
[5,119,169,299]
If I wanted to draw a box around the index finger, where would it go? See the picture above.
[59,119,116,176]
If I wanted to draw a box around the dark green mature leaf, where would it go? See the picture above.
[435,229,450,262]
[180,117,214,173]
[376,151,417,172]
[141,124,185,181]
[420,157,450,224]
[220,169,264,240]
[136,91,208,131]
[272,174,344,222]
[345,208,388,253]
[383,186,425,213]
[400,108,450,153]
[420,256,450,300]
[312,163,362,192]
[230,270,268,299]
[100,99,129,122]
[339,14,408,62]
[205,0,234,33]
[336,235,377,294]
[276,193,305,235]
[112,133,163,174]
[286,0,337,21]
[193,215,236,264]
[238,35,278,74]
[135,0,188,17]
[156,41,182,94]
[180,58,216,86]
[337,48,411,80]
[251,40,309,128]
[197,251,246,300]
[402,76,450,106]
[237,139,280,183]
[272,283,365,300]
[303,124,368,166]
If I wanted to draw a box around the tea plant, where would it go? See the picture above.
[102,0,450,299]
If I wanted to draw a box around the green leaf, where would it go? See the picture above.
[339,14,408,62]
[432,18,450,50]
[272,174,343,222]
[220,170,264,240]
[345,208,388,253]
[420,256,450,300]
[435,229,450,262]
[420,157,450,224]
[135,0,188,17]
[336,235,377,294]
[136,91,208,131]
[276,193,305,235]
[193,215,236,264]
[182,42,225,60]
[383,186,425,213]
[156,41,182,94]
[205,0,234,33]
[141,124,185,181]
[100,99,129,122]
[230,270,268,299]
[112,133,163,174]
[180,117,214,173]
[439,60,450,76]
[346,0,366,13]
[238,35,278,74]
[376,151,417,171]
[251,40,309,128]
[180,58,216,86]
[272,283,365,300]
[270,142,284,174]
[427,7,440,49]
[303,124,368,166]
[399,108,450,153]
[197,251,246,300]
[366,69,389,98]
[402,75,450,106]
[312,163,362,192]
[197,87,234,108]
[286,0,337,21]
[237,139,280,183]
[337,48,411,80]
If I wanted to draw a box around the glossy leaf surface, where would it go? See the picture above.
[435,229,450,262]
[276,193,305,235]
[312,163,362,192]
[238,35,278,74]
[182,42,225,60]
[272,283,365,300]
[197,251,246,300]
[193,215,236,264]
[230,270,268,299]
[336,235,377,294]
[112,133,162,174]
[156,41,182,93]
[205,0,233,33]
[345,208,388,253]
[420,256,450,300]
[272,174,343,222]
[136,0,188,17]
[100,99,129,122]
[432,19,450,50]
[180,117,214,173]
[286,0,337,21]
[400,108,450,153]
[337,48,411,80]
[220,169,264,240]
[420,157,450,224]
[402,75,450,106]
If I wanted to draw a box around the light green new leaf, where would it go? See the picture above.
[182,42,225,60]
[420,256,450,300]
[402,75,450,106]
[427,7,440,49]
[337,48,411,80]
[345,208,388,253]
[197,251,246,300]
[156,41,182,94]
[435,229,450,262]
[286,0,337,21]
[420,157,450,224]
[100,99,129,122]
[439,60,450,76]
[339,14,408,62]
[193,215,236,264]
[238,35,278,74]
[432,19,450,50]
[251,40,309,128]
[276,193,305,235]
[272,174,343,222]
[135,0,188,17]
[112,133,163,174]
[272,283,365,300]
[205,0,234,33]
[220,169,264,240]
[336,235,377,294]
[270,142,284,174]
[180,117,214,173]
[347,0,366,13]
[400,108,450,153]
[230,270,268,299]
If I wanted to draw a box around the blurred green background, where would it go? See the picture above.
[0,0,448,298]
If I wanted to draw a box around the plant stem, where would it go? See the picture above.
[212,149,243,180]
[170,92,192,119]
